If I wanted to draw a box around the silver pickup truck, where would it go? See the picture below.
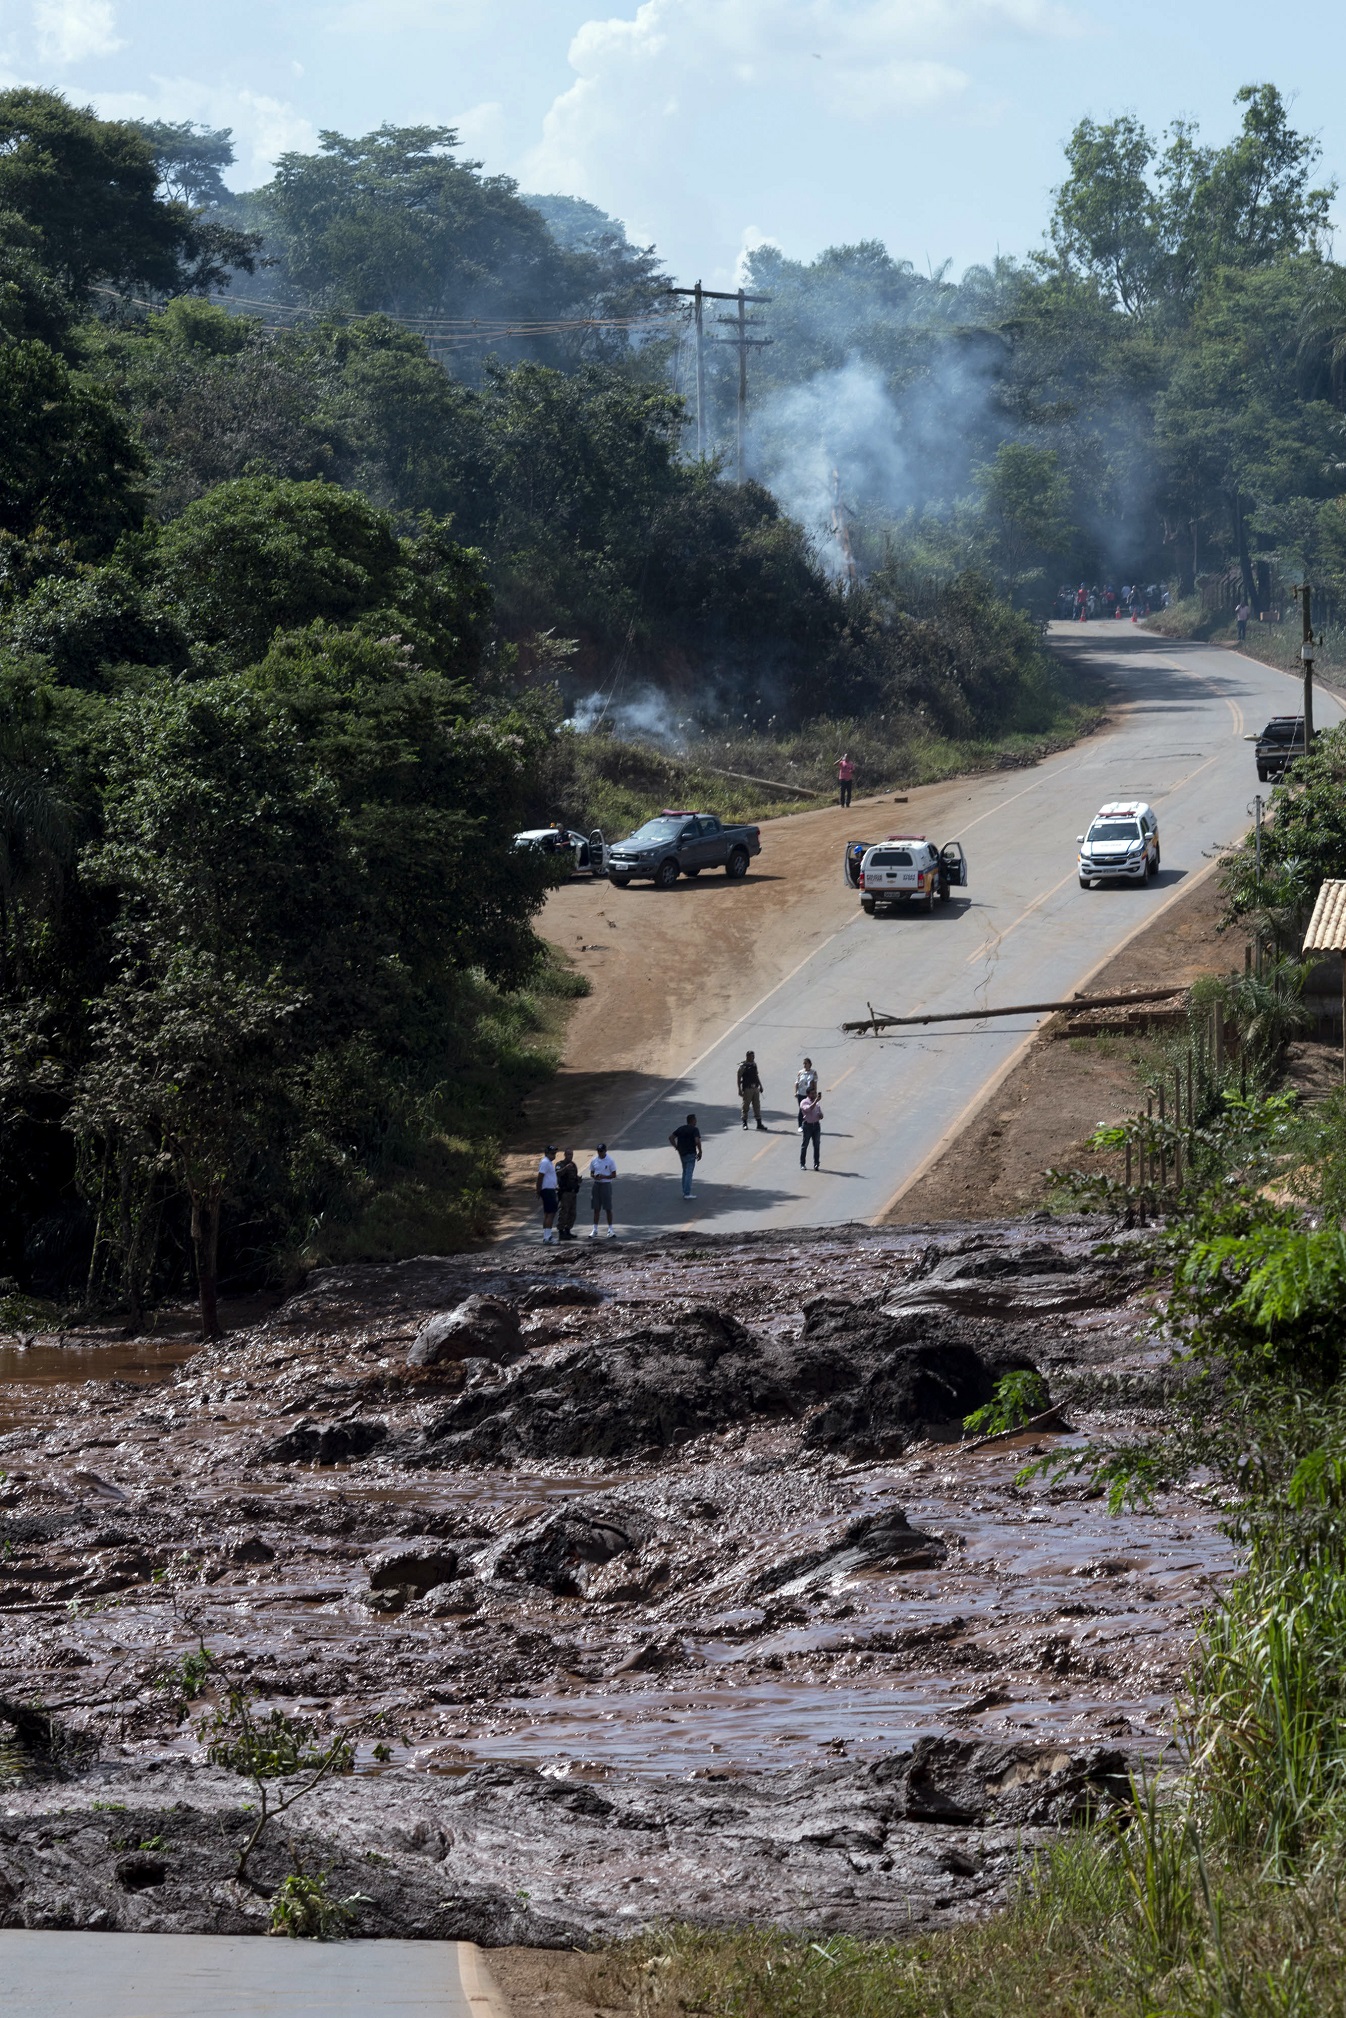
[843,833,968,914]
[607,810,761,888]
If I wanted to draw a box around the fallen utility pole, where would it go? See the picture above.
[843,986,1188,1037]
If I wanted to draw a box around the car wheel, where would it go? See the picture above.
[608,874,631,888]
[725,848,750,880]
[1079,876,1091,889]
[654,859,680,889]
[861,899,876,914]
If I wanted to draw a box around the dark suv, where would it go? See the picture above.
[1254,717,1308,782]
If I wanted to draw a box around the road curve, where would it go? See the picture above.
[520,631,1337,1243]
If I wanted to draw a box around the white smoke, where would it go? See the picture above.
[570,688,688,745]
[752,360,909,576]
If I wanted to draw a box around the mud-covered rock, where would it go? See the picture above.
[425,1307,791,1462]
[887,1242,1137,1318]
[516,1280,605,1312]
[367,1541,459,1596]
[259,1416,388,1465]
[488,1504,655,1596]
[882,1735,1130,1826]
[804,1340,1042,1456]
[409,1296,524,1368]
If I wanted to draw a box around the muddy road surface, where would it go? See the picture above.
[0,1222,1228,1943]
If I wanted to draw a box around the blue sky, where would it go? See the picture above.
[4,0,1345,290]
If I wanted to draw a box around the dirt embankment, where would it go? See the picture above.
[0,1220,1227,1946]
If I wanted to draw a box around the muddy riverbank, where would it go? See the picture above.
[0,1221,1230,1941]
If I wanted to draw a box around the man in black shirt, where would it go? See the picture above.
[669,1113,702,1198]
[554,1148,581,1237]
[737,1050,765,1130]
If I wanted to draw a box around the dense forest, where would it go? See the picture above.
[1,78,1343,1323]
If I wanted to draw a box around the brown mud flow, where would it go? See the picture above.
[0,1223,1228,1944]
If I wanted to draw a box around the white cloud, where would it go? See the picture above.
[451,99,509,165]
[517,0,1077,270]
[95,78,317,187]
[33,0,123,63]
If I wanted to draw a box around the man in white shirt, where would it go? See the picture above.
[536,1146,559,1242]
[794,1059,818,1129]
[589,1143,617,1237]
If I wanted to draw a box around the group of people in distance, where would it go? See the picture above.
[533,1056,827,1238]
[535,1145,616,1243]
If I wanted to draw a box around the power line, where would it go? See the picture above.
[667,284,772,473]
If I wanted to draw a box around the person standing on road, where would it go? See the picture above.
[836,752,854,808]
[799,1089,823,1170]
[588,1142,617,1238]
[794,1059,818,1126]
[1235,599,1251,644]
[737,1050,765,1130]
[555,1148,580,1239]
[669,1114,702,1198]
[1075,584,1088,623]
[537,1145,559,1243]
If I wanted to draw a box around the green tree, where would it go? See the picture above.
[1050,114,1162,314]
[975,443,1075,603]
[0,340,145,569]
[0,88,254,302]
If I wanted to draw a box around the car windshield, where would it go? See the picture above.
[625,818,685,843]
[868,850,913,867]
[1088,822,1141,844]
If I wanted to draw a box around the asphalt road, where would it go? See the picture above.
[539,630,1338,1242]
[0,1931,508,2017]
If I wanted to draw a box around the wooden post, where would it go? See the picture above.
[1158,1083,1167,1192]
[1125,1134,1133,1224]
[1187,1047,1195,1143]
[1302,580,1315,746]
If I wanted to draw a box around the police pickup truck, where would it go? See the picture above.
[844,834,968,914]
[606,810,761,888]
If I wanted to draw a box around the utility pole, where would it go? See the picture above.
[667,283,771,472]
[1296,580,1316,746]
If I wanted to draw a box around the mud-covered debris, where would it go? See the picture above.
[115,1851,166,1890]
[367,1541,459,1596]
[489,1505,655,1596]
[516,1280,605,1312]
[424,1307,790,1463]
[882,1735,1130,1827]
[409,1295,525,1368]
[885,1243,1136,1318]
[259,1416,388,1465]
[409,1577,480,1616]
[230,1535,275,1564]
[804,1341,1042,1457]
[754,1507,945,1595]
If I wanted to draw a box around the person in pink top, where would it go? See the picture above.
[836,753,854,808]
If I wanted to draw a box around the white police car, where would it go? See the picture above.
[850,834,967,914]
[1077,802,1160,887]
